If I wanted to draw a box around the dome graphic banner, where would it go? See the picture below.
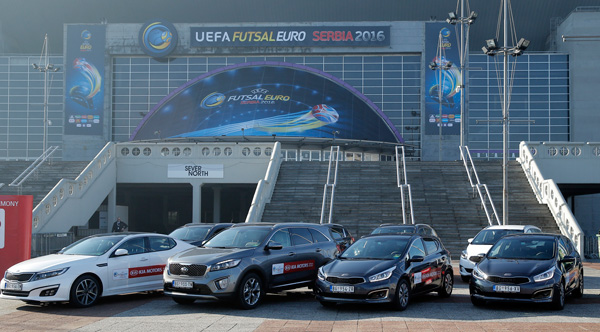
[130,62,402,143]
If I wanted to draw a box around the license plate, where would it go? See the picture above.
[172,280,193,289]
[4,282,22,291]
[331,285,354,293]
[493,285,520,293]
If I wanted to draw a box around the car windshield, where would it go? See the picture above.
[340,237,409,260]
[204,227,271,248]
[471,229,524,245]
[61,235,126,256]
[169,226,211,242]
[371,226,414,235]
[487,237,555,260]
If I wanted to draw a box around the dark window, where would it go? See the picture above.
[117,237,147,255]
[329,226,344,239]
[270,229,292,247]
[148,236,174,252]
[408,238,426,258]
[309,229,330,243]
[290,228,314,246]
[423,238,439,255]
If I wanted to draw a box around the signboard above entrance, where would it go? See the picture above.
[190,26,390,47]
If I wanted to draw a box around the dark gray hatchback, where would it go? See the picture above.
[163,223,338,309]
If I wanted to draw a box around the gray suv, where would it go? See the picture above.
[163,223,338,309]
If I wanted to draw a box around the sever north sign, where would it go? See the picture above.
[168,164,224,178]
[190,26,390,47]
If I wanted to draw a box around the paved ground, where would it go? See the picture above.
[3,263,600,332]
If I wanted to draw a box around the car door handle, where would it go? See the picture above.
[315,248,322,252]
[140,257,148,261]
[288,252,295,256]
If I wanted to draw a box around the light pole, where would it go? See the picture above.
[429,33,452,161]
[481,0,529,225]
[32,34,60,156]
[446,1,477,149]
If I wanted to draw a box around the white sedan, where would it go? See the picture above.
[0,232,195,307]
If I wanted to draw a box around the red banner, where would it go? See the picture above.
[283,260,315,274]
[128,265,165,278]
[0,195,33,277]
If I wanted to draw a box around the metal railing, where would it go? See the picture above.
[459,146,501,226]
[320,146,340,224]
[245,142,283,223]
[32,142,115,232]
[518,141,585,256]
[395,146,414,224]
[9,146,59,190]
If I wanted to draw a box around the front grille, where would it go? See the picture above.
[169,263,207,277]
[326,276,365,285]
[5,272,33,282]
[487,276,530,284]
[1,290,30,297]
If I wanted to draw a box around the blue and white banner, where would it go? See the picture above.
[424,23,462,136]
[64,25,105,135]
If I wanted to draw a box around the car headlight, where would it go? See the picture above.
[318,267,326,281]
[472,265,488,280]
[30,267,69,281]
[533,266,555,282]
[209,259,241,272]
[460,250,467,259]
[368,267,395,283]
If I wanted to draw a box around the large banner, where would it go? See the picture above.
[64,25,106,135]
[191,26,390,47]
[424,23,462,135]
[0,195,32,277]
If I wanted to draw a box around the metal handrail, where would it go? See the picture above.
[320,146,340,224]
[459,145,501,225]
[395,146,414,224]
[9,146,59,187]
[245,142,283,223]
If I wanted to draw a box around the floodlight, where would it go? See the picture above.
[485,38,499,50]
[429,62,438,70]
[516,38,530,51]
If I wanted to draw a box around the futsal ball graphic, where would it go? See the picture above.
[311,104,339,124]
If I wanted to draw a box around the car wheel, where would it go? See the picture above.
[438,270,453,297]
[461,275,470,283]
[319,300,336,308]
[69,275,101,308]
[470,295,485,307]
[572,269,584,298]
[172,296,196,305]
[551,281,565,310]
[237,273,263,309]
[393,279,410,311]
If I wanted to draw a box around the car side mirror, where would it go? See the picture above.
[114,248,129,256]
[561,255,576,263]
[265,241,283,251]
[408,255,424,263]
[468,238,473,244]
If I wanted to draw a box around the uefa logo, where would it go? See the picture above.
[139,19,178,58]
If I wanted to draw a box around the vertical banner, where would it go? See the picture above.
[0,195,33,277]
[425,23,462,135]
[64,25,106,135]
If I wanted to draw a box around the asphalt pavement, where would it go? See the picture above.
[3,263,600,332]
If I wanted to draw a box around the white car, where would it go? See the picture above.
[459,225,541,282]
[0,233,195,307]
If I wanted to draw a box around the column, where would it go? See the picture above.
[192,183,202,224]
[213,186,221,223]
[107,185,117,232]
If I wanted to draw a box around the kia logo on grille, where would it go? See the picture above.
[181,266,189,274]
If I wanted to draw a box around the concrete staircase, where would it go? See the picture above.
[474,160,559,233]
[0,160,89,207]
[261,160,559,259]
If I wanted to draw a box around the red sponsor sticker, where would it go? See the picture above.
[282,260,315,274]
[128,265,165,278]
